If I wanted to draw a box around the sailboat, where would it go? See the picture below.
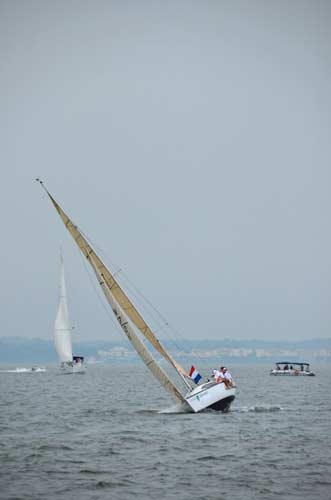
[37,179,235,411]
[54,254,85,374]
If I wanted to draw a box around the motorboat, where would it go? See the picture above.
[270,362,315,376]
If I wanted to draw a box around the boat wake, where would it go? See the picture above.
[233,405,283,413]
[159,402,192,414]
[135,403,190,415]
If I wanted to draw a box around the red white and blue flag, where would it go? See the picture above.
[189,365,202,384]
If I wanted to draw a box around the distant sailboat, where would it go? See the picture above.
[38,180,235,410]
[54,254,84,374]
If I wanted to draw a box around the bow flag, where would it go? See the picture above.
[189,366,202,384]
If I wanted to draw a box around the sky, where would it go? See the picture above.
[1,0,330,343]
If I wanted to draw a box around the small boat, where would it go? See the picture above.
[1,367,46,373]
[54,254,85,374]
[270,362,315,376]
[30,366,46,372]
[37,180,235,412]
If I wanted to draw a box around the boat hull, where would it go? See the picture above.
[185,381,236,413]
[59,361,85,374]
[270,370,315,376]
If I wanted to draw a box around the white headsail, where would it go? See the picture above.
[54,255,73,362]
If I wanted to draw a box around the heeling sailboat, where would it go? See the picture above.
[54,253,85,374]
[37,179,235,411]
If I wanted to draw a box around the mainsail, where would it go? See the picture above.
[54,255,73,362]
[38,181,191,388]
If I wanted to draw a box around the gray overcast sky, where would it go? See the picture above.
[1,0,330,342]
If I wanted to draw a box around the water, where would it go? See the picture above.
[0,364,330,500]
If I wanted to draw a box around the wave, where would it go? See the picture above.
[95,480,114,489]
[80,469,105,475]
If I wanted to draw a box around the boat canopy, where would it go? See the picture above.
[275,362,310,369]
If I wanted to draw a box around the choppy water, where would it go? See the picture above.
[0,364,330,500]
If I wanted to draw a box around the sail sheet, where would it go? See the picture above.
[44,189,190,382]
[54,255,73,362]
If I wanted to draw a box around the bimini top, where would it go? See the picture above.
[275,362,310,368]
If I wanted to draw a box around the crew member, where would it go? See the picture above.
[220,366,233,388]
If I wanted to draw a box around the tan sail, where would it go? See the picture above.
[39,183,191,385]
[90,255,184,402]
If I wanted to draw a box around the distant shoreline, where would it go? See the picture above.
[1,336,330,364]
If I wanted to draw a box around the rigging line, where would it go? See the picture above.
[79,228,198,364]
[91,251,193,356]
[78,229,170,329]
[122,283,209,377]
[75,244,163,363]
[152,323,170,336]
[79,228,122,275]
[78,232,141,297]
[80,230,188,348]
[76,226,205,377]
[74,244,126,342]
[146,314,209,381]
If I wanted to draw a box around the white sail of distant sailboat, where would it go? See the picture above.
[54,255,73,363]
[37,179,235,410]
[54,254,85,374]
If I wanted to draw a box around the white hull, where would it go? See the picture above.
[59,361,85,374]
[270,370,315,376]
[185,381,236,413]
